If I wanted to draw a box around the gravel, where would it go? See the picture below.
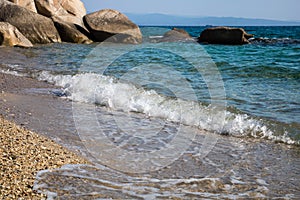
[0,116,89,199]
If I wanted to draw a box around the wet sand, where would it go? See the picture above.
[0,73,89,199]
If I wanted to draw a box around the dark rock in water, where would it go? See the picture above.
[83,9,142,44]
[0,0,61,44]
[198,26,254,45]
[0,22,33,47]
[158,28,195,42]
[164,28,192,39]
[7,0,37,13]
[52,17,93,44]
[249,37,300,45]
[35,0,86,27]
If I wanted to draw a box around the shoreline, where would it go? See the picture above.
[0,72,91,154]
[0,72,300,198]
[0,72,90,198]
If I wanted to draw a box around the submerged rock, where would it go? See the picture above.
[198,26,253,45]
[52,17,92,44]
[83,9,142,44]
[0,22,33,47]
[152,28,195,43]
[164,28,192,39]
[0,0,61,44]
[249,37,300,45]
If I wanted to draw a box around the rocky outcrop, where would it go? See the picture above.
[0,1,143,45]
[35,0,86,26]
[164,28,191,38]
[198,27,254,45]
[83,9,142,44]
[155,28,194,42]
[4,0,91,44]
[0,22,33,47]
[8,0,37,12]
[0,0,61,44]
[52,17,92,44]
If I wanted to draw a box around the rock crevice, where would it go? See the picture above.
[0,0,61,44]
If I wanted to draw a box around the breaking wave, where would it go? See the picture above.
[38,71,298,145]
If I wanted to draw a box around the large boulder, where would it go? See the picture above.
[8,0,37,12]
[52,17,92,44]
[35,0,86,26]
[0,22,33,47]
[83,9,142,44]
[0,0,61,44]
[198,26,254,45]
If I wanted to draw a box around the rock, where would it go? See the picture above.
[0,22,33,47]
[35,0,86,26]
[164,28,191,38]
[153,28,194,42]
[83,9,142,44]
[52,17,93,44]
[8,0,37,12]
[0,0,61,44]
[249,37,300,45]
[198,26,254,45]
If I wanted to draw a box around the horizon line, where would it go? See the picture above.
[123,12,300,23]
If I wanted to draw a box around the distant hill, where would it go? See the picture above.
[125,13,300,26]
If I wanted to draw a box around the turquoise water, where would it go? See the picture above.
[1,26,299,144]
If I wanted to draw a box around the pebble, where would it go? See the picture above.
[0,116,89,199]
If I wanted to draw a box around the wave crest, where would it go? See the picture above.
[38,71,298,145]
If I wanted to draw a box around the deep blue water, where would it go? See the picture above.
[144,26,300,39]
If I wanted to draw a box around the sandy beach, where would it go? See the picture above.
[0,73,89,199]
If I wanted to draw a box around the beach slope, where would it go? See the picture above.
[0,113,88,198]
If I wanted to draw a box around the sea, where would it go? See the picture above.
[1,26,300,199]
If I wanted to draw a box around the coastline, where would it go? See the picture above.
[0,68,299,198]
[0,0,299,197]
[0,72,90,199]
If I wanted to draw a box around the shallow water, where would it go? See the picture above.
[2,90,298,199]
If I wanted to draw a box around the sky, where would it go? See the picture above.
[82,0,300,21]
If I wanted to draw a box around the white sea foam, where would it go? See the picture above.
[38,71,297,144]
[0,68,25,77]
[33,164,271,199]
[149,35,164,39]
